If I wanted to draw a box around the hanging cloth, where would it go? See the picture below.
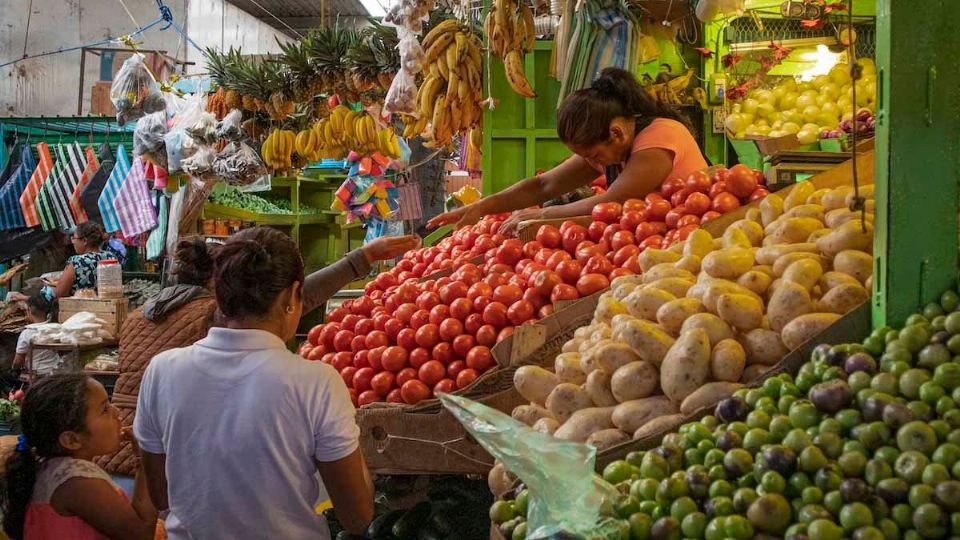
[113,158,158,237]
[39,143,84,230]
[70,146,100,224]
[145,192,168,260]
[98,144,131,233]
[34,147,65,231]
[0,145,36,230]
[0,142,24,192]
[81,143,115,225]
[19,143,54,228]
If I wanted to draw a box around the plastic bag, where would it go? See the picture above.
[239,174,273,193]
[397,29,425,73]
[212,142,268,186]
[695,0,745,22]
[439,394,623,540]
[216,109,244,141]
[133,111,169,169]
[363,216,406,245]
[111,54,165,126]
[384,68,418,116]
[181,145,216,177]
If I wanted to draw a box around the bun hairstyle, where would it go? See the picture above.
[557,67,692,147]
[2,373,90,540]
[213,227,304,320]
[73,221,106,249]
[173,238,218,287]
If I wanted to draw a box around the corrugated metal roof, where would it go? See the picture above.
[225,0,372,36]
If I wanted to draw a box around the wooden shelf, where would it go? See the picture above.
[298,214,333,225]
[202,203,296,225]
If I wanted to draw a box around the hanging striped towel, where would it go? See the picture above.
[98,144,131,233]
[146,193,168,260]
[69,146,100,224]
[38,143,84,230]
[0,145,36,230]
[81,143,115,225]
[34,147,65,231]
[113,158,157,237]
[19,143,53,228]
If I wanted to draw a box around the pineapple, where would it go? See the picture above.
[205,47,244,110]
[308,27,353,95]
[277,37,315,102]
[345,21,400,96]
[265,60,295,118]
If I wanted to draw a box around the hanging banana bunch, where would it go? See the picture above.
[399,19,485,149]
[261,128,297,171]
[310,105,403,160]
[486,0,537,99]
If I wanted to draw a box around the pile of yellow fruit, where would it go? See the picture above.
[312,105,402,160]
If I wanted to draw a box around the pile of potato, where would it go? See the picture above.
[509,182,876,451]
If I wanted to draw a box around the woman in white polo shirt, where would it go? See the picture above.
[134,227,374,539]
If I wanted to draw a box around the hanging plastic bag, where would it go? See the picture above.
[185,111,218,145]
[439,394,623,540]
[111,54,165,126]
[239,174,272,193]
[133,111,169,169]
[384,68,418,116]
[212,142,268,186]
[397,29,425,74]
[695,0,745,22]
[215,109,244,141]
[181,145,216,177]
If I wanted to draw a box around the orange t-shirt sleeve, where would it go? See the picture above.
[631,118,708,180]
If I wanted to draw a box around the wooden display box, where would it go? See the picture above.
[58,297,129,337]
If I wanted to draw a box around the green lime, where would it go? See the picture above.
[515,490,529,517]
[808,518,844,540]
[840,451,869,477]
[841,502,875,532]
[770,415,794,440]
[747,410,771,430]
[626,451,645,468]
[803,486,825,505]
[824,490,844,515]
[799,504,833,525]
[709,479,734,499]
[922,463,951,485]
[790,402,822,430]
[918,345,951,370]
[489,500,517,524]
[605,461,634,485]
[936,396,956,415]
[632,478,659,501]
[704,517,727,540]
[878,518,901,540]
[684,448,703,466]
[854,526,887,540]
[512,522,527,540]
[784,428,814,454]
[629,512,653,540]
[865,458,894,486]
[754,397,777,415]
[641,452,670,480]
[681,512,707,539]
[703,448,725,468]
[909,484,935,508]
[943,409,960,429]
[723,449,753,477]
[800,446,829,473]
[895,450,930,483]
[907,401,933,422]
[670,496,698,521]
[891,504,913,530]
[875,446,901,465]
[733,488,758,514]
[929,419,951,442]
[897,421,939,454]
[724,515,754,540]
[900,369,932,400]
[779,395,799,415]
[933,443,960,467]
[788,472,812,498]
[616,495,641,519]
[638,501,658,515]
[850,371,873,393]
[924,303,945,320]
[846,440,868,455]
[761,471,786,494]
[948,335,960,354]
[900,325,931,352]
[864,336,885,356]
[815,431,844,459]
[746,493,792,534]
[912,503,947,539]
[709,496,734,517]
[942,291,960,312]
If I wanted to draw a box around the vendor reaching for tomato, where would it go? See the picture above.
[428,67,708,234]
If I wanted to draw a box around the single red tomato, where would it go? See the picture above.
[414,324,440,349]
[396,367,418,387]
[341,314,361,332]
[498,327,514,342]
[670,188,692,208]
[456,368,479,389]
[749,187,770,202]
[448,298,473,321]
[409,310,430,330]
[725,164,758,198]
[368,346,385,371]
[536,225,562,249]
[684,192,711,216]
[434,378,457,395]
[307,346,326,362]
[591,202,621,224]
[332,330,355,353]
[475,324,498,347]
[645,192,665,204]
[619,211,644,233]
[395,303,417,324]
[351,296,375,316]
[326,307,347,323]
[677,224,699,241]
[609,268,634,280]
[333,352,354,372]
[447,360,467,380]
[558,220,578,235]
[400,380,431,405]
[576,273,610,296]
[438,281,468,304]
[418,360,446,386]
[601,224,622,246]
[307,325,324,346]
[370,371,395,396]
[473,295,493,313]
[685,170,713,194]
[711,192,741,213]
[587,221,606,242]
[660,177,685,198]
[415,291,440,311]
[452,334,476,358]
[385,388,404,404]
[464,313,484,335]
[409,347,431,369]
[555,260,582,284]
[709,181,728,199]
[623,199,646,213]
[436,318,463,342]
[550,283,580,303]
[701,210,721,222]
[482,302,509,328]
[428,304,450,325]
[561,225,588,253]
[372,313,390,331]
[665,206,686,229]
[357,390,381,407]
[352,367,376,393]
[613,244,641,267]
[396,328,417,350]
[640,235,664,250]
[635,222,657,241]
[754,169,766,185]
[522,240,543,260]
[497,243,523,265]
[493,284,523,306]
[610,230,636,251]
[522,288,547,310]
[649,221,668,236]
[643,199,672,222]
[507,299,535,326]
[384,318,404,341]
[575,243,604,265]
[350,335,367,353]
[583,254,614,276]
[532,270,562,296]
[432,342,455,364]
[537,304,555,318]
[622,254,642,274]
[534,249,554,266]
[712,166,729,183]
[545,251,572,271]
[466,346,495,372]
[467,282,493,301]
[677,214,700,229]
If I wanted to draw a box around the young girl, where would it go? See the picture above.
[1,373,158,540]
[13,293,59,375]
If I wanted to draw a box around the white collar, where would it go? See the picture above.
[198,327,288,351]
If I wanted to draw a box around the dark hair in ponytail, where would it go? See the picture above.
[557,67,692,147]
[173,238,219,287]
[213,227,304,320]
[2,373,90,540]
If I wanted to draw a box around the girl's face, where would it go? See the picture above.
[73,379,122,457]
[568,118,635,168]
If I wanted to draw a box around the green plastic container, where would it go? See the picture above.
[729,138,764,170]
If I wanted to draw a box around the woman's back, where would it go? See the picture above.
[134,327,358,540]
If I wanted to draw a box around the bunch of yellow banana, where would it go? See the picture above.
[261,128,296,170]
[295,129,322,161]
[401,20,484,148]
[310,105,402,159]
[485,0,537,98]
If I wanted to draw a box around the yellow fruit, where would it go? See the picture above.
[504,49,536,98]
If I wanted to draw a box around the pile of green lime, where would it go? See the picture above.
[490,288,960,540]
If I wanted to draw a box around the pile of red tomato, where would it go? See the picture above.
[300,165,766,408]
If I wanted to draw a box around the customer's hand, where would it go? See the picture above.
[498,208,544,236]
[426,203,485,230]
[362,235,422,263]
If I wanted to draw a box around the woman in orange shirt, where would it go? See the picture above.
[429,67,707,233]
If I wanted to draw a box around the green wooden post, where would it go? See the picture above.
[873,0,960,327]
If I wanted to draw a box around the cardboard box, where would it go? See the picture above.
[58,297,129,337]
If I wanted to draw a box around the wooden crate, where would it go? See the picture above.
[90,81,115,116]
[58,297,129,337]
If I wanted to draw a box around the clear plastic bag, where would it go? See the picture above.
[164,94,208,172]
[384,68,418,115]
[181,145,216,176]
[397,29,425,73]
[212,142,268,186]
[133,111,169,169]
[111,54,165,126]
[440,394,623,540]
[216,109,244,141]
